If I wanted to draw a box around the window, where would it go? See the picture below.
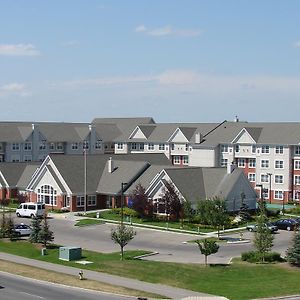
[261,174,269,183]
[252,145,256,154]
[131,143,137,150]
[235,145,240,153]
[275,160,284,169]
[56,142,63,150]
[238,158,246,168]
[24,142,32,151]
[11,155,20,162]
[249,159,256,168]
[159,143,165,151]
[221,158,228,167]
[221,145,228,153]
[38,185,57,206]
[248,173,256,182]
[275,175,283,184]
[49,143,55,150]
[76,196,85,207]
[274,190,284,200]
[24,155,32,162]
[295,146,300,155]
[88,195,96,206]
[295,160,300,170]
[173,156,180,164]
[117,142,123,150]
[139,143,144,150]
[261,145,270,154]
[82,141,89,150]
[275,146,284,154]
[171,144,175,150]
[185,144,189,151]
[183,156,189,165]
[95,140,102,149]
[71,143,78,150]
[11,143,20,151]
[295,175,300,185]
[261,160,269,168]
[148,143,154,151]
[39,142,46,150]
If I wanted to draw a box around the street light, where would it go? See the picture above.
[121,182,127,226]
[267,173,272,204]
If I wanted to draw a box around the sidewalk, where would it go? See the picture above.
[0,252,227,300]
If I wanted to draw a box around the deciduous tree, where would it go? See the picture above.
[196,239,219,266]
[161,181,182,220]
[130,183,153,219]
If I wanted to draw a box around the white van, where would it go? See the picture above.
[16,202,45,218]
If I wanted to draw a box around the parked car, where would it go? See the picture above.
[13,223,32,236]
[246,223,278,233]
[272,219,299,231]
[16,202,45,218]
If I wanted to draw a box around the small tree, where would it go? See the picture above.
[6,212,16,240]
[254,213,274,263]
[111,224,136,260]
[161,182,182,221]
[0,208,7,238]
[286,231,300,266]
[38,213,54,248]
[181,199,194,228]
[130,183,153,219]
[29,216,42,243]
[196,239,219,266]
[239,192,251,222]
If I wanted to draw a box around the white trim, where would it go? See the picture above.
[231,128,256,144]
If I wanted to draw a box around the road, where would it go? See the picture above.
[16,216,295,264]
[0,271,136,300]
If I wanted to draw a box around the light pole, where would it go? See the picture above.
[256,184,265,212]
[267,173,272,204]
[121,182,127,226]
[83,141,88,215]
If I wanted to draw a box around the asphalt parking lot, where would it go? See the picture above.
[14,215,297,264]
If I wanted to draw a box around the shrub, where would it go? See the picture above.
[266,209,280,217]
[111,208,139,217]
[241,251,283,263]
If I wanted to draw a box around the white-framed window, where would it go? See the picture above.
[171,144,175,151]
[295,146,300,155]
[139,143,144,150]
[159,143,165,151]
[221,158,228,167]
[24,142,32,151]
[275,160,284,169]
[49,143,55,150]
[11,143,20,151]
[148,143,154,151]
[39,142,46,150]
[294,191,300,200]
[261,160,269,168]
[88,195,97,206]
[235,145,240,153]
[275,175,284,184]
[275,145,284,154]
[295,175,300,185]
[185,144,189,151]
[24,155,32,162]
[183,156,189,165]
[76,196,85,207]
[249,158,256,168]
[263,188,269,199]
[248,173,256,182]
[131,143,137,150]
[173,156,180,164]
[83,141,89,150]
[252,145,256,154]
[95,140,102,149]
[261,174,269,183]
[11,155,20,162]
[71,142,78,150]
[117,142,123,150]
[261,145,270,154]
[38,185,57,206]
[274,190,284,200]
[238,158,246,168]
[295,160,300,170]
[221,145,228,153]
[56,142,63,150]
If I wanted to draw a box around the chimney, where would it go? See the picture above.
[234,115,239,122]
[108,157,114,173]
[195,132,203,144]
[227,161,236,174]
[89,124,92,131]
[32,123,35,130]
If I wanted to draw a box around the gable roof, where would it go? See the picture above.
[0,122,33,142]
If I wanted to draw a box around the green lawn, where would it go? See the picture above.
[1,240,300,300]
[75,219,105,226]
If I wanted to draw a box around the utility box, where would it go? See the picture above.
[59,246,82,261]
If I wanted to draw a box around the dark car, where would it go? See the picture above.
[272,219,299,231]
[246,223,278,233]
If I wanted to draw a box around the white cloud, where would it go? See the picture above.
[294,41,300,48]
[0,83,31,97]
[0,44,40,56]
[135,25,202,37]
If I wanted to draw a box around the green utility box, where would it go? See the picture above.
[59,246,82,261]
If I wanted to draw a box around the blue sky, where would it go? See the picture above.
[1,0,300,123]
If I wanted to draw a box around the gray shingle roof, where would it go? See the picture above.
[0,122,33,142]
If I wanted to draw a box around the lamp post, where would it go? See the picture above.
[267,173,272,204]
[121,182,127,226]
[256,184,265,212]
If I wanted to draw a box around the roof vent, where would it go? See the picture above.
[195,132,203,144]
[108,157,114,173]
[234,115,239,122]
[32,123,35,130]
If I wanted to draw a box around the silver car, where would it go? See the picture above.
[14,223,32,236]
[246,222,278,233]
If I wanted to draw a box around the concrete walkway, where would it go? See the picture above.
[0,252,227,300]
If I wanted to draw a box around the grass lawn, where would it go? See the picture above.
[1,240,300,300]
[75,218,105,226]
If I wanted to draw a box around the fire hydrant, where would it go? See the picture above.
[78,270,83,280]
